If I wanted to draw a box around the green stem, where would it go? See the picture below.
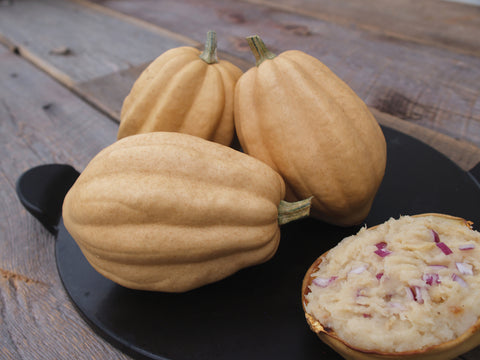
[278,197,313,225]
[246,35,276,67]
[199,30,218,64]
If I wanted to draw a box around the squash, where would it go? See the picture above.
[62,132,311,292]
[117,31,243,145]
[234,35,387,227]
[302,213,480,359]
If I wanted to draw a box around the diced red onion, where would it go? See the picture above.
[313,276,337,288]
[436,242,453,255]
[456,262,473,276]
[363,313,372,318]
[375,242,388,249]
[374,242,392,257]
[431,230,453,255]
[376,272,384,280]
[405,286,424,303]
[431,229,440,243]
[452,274,468,288]
[459,244,475,251]
[413,286,424,304]
[313,277,330,287]
[389,302,406,310]
[375,248,392,257]
[405,287,414,301]
[423,273,441,285]
[349,265,367,275]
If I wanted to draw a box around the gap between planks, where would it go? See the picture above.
[1,0,479,172]
[243,0,480,58]
[0,0,251,123]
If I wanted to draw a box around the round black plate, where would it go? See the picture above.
[17,127,480,360]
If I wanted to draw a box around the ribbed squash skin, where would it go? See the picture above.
[234,40,387,227]
[62,132,286,292]
[118,45,242,145]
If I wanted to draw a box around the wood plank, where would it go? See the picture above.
[244,0,480,58]
[88,0,480,149]
[75,63,147,121]
[0,0,198,120]
[0,0,252,122]
[0,44,132,359]
[0,0,196,84]
[373,109,480,171]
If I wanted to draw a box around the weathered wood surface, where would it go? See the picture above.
[0,43,131,359]
[0,0,196,120]
[0,0,196,84]
[246,0,480,57]
[1,0,480,359]
[2,0,480,148]
[90,0,480,149]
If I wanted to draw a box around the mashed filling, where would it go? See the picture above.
[305,215,480,353]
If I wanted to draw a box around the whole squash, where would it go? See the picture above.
[234,35,387,227]
[117,31,243,145]
[62,132,311,292]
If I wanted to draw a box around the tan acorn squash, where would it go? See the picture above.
[302,213,480,359]
[234,35,387,227]
[117,31,243,145]
[62,132,311,292]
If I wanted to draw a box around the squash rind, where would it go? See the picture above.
[63,132,287,292]
[235,37,387,226]
[118,32,242,145]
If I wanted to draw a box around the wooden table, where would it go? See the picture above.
[1,0,480,359]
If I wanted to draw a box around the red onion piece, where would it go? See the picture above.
[406,286,424,303]
[452,274,468,288]
[375,248,392,257]
[456,262,473,276]
[374,242,392,257]
[431,229,440,243]
[405,287,415,301]
[459,244,475,250]
[436,242,453,255]
[413,286,424,304]
[313,276,337,288]
[349,265,367,275]
[376,272,384,280]
[313,277,329,287]
[363,313,372,318]
[389,302,406,310]
[423,273,441,285]
[375,242,388,249]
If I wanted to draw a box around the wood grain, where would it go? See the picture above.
[89,0,480,149]
[3,0,480,148]
[0,44,131,360]
[374,109,480,171]
[0,0,196,84]
[0,0,197,123]
[0,0,252,122]
[245,0,480,57]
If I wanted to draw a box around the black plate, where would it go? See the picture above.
[16,126,480,360]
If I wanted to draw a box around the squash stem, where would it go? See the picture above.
[199,30,218,64]
[278,197,313,225]
[246,35,276,67]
